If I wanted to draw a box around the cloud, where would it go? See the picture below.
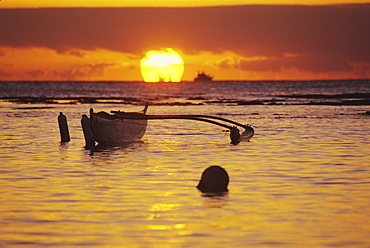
[239,54,352,73]
[58,49,86,58]
[0,5,369,77]
[53,62,118,80]
[26,69,45,78]
[0,69,10,78]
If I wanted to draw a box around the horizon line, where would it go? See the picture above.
[0,78,368,83]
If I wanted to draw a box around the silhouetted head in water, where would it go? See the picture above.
[197,166,229,194]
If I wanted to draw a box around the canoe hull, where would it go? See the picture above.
[90,112,147,145]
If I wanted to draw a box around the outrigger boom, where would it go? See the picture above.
[110,111,254,145]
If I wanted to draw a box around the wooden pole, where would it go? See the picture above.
[81,114,95,149]
[58,112,70,142]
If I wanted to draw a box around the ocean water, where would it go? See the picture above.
[0,80,369,247]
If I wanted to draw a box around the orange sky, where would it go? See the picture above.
[2,0,370,8]
[0,3,369,81]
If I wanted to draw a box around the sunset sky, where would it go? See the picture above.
[0,1,369,81]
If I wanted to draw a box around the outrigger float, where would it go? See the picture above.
[81,104,254,149]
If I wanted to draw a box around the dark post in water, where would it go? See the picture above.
[58,112,70,142]
[81,114,95,149]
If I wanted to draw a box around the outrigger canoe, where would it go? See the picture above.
[82,104,254,148]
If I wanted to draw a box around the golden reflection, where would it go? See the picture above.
[149,203,178,211]
[147,203,186,232]
[147,224,186,231]
[148,225,169,230]
[147,203,181,221]
[140,48,184,82]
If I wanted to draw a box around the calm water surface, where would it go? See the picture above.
[0,81,369,247]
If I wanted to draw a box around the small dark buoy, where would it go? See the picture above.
[58,112,70,142]
[197,166,229,194]
[81,114,95,149]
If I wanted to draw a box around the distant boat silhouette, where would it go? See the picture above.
[194,71,213,82]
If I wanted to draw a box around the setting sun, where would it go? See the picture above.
[140,48,184,82]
